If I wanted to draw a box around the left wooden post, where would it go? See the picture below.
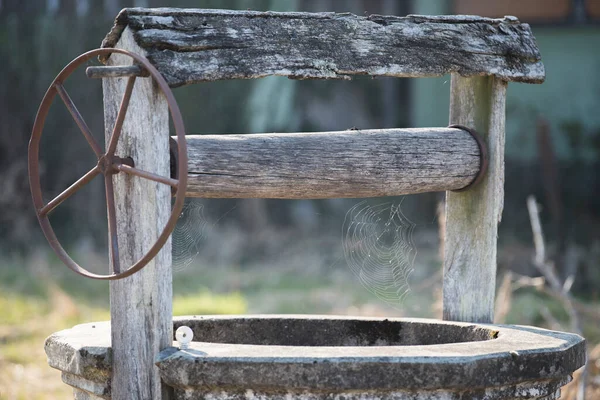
[102,27,173,400]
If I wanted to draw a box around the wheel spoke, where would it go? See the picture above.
[117,164,179,188]
[39,166,101,217]
[106,76,136,156]
[105,175,121,274]
[54,82,103,158]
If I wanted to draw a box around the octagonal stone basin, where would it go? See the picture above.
[45,315,586,400]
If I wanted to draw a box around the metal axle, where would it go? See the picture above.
[86,65,149,79]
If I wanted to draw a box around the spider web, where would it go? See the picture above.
[172,199,207,272]
[171,198,418,308]
[342,200,417,307]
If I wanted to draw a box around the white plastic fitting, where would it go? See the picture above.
[175,326,193,350]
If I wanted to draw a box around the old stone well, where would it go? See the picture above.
[46,315,585,399]
[32,7,587,400]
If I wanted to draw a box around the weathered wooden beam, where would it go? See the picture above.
[100,8,544,87]
[443,75,506,324]
[177,127,483,199]
[103,27,173,400]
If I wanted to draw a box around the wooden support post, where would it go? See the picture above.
[103,27,173,400]
[443,75,507,323]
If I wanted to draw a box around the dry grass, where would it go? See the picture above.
[0,284,108,399]
[0,253,250,400]
[563,344,600,400]
[0,240,598,399]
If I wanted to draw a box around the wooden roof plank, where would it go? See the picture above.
[101,8,545,87]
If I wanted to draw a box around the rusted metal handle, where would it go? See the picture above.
[86,65,150,79]
[29,48,187,280]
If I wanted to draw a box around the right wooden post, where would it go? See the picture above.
[443,75,507,323]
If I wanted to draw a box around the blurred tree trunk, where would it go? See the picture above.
[237,0,298,238]
[103,0,121,19]
[0,0,118,251]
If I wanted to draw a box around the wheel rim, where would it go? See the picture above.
[28,48,187,280]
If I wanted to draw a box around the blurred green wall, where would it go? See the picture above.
[411,0,600,161]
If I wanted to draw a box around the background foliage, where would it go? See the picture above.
[0,0,599,399]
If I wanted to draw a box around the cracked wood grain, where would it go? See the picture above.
[101,8,544,87]
[179,127,482,199]
[103,27,173,400]
[443,74,507,324]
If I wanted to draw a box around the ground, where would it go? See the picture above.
[0,235,598,399]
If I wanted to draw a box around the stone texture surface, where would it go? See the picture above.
[45,316,585,399]
[73,387,109,400]
[171,379,568,400]
[63,372,111,399]
[44,322,112,398]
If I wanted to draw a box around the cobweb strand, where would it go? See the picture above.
[342,200,417,307]
[172,199,207,272]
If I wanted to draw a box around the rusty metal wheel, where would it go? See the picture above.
[28,48,187,280]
